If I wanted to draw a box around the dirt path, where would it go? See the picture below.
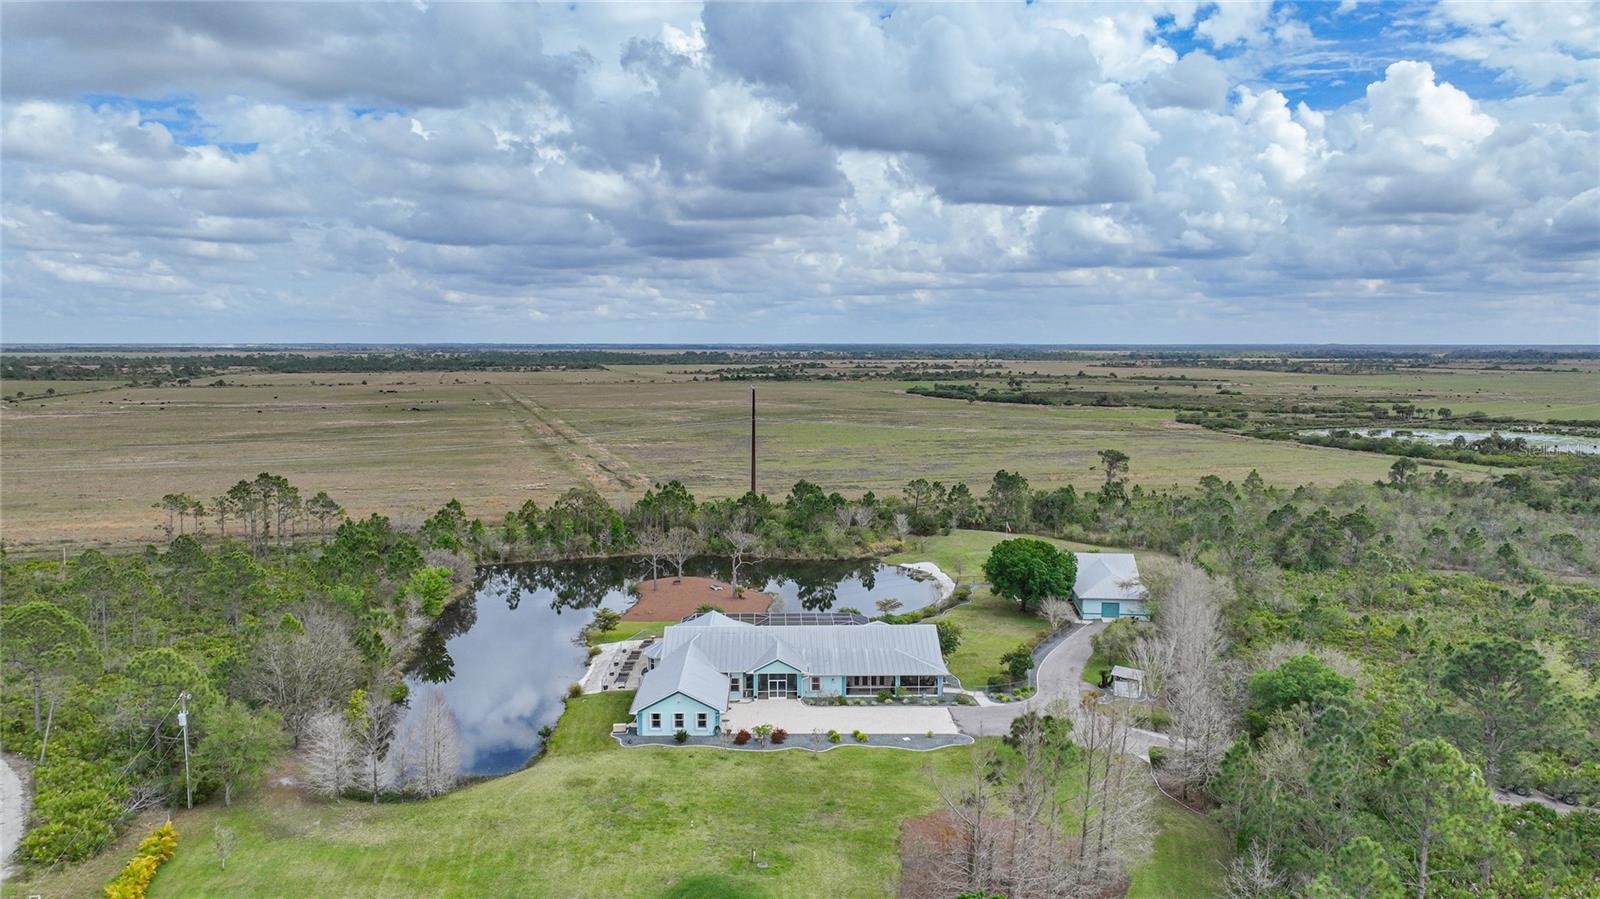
[492,386,647,492]
[623,577,774,621]
[1,753,29,882]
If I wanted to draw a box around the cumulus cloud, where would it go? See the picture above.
[1,1,1595,343]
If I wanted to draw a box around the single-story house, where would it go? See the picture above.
[629,611,951,737]
[1071,553,1150,620]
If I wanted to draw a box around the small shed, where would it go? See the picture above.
[1110,665,1145,700]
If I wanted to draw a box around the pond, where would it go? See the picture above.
[403,557,941,774]
[1302,427,1600,455]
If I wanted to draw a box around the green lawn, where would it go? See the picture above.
[930,587,1051,687]
[1127,798,1232,898]
[891,530,1123,688]
[590,620,671,645]
[21,690,1227,898]
[886,528,1121,583]
[1083,649,1113,687]
[139,693,977,898]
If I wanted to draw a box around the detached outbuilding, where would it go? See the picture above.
[1110,665,1146,699]
[1070,553,1150,620]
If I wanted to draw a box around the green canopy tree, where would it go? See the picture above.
[1439,637,1556,788]
[982,538,1076,614]
[1306,836,1404,899]
[1381,738,1502,899]
[1,602,100,737]
[195,700,287,805]
[1245,654,1354,737]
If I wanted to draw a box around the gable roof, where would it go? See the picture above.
[1110,665,1144,681]
[1073,553,1146,602]
[677,610,753,628]
[651,622,949,677]
[628,642,730,715]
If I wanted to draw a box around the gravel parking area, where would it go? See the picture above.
[724,698,960,735]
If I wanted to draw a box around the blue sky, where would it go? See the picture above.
[2,1,1596,344]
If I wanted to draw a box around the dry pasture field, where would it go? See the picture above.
[1,365,1477,549]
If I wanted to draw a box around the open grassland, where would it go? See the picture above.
[12,692,1227,898]
[987,360,1600,420]
[1,364,1489,548]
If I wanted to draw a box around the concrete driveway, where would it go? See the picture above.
[952,621,1104,737]
[724,698,961,735]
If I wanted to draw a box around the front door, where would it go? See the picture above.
[758,673,795,698]
[1101,602,1120,619]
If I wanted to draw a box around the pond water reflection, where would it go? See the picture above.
[404,557,939,774]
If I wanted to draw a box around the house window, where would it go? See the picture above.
[810,676,823,692]
[730,676,741,693]
[673,713,685,730]
[696,713,708,730]
[649,713,661,730]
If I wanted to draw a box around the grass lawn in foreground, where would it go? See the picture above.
[141,693,975,898]
[23,691,1228,898]
[1127,797,1232,898]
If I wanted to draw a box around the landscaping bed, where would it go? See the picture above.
[620,576,773,621]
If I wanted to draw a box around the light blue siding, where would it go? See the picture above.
[635,693,721,736]
[1073,596,1151,621]
[798,675,845,697]
[752,660,801,676]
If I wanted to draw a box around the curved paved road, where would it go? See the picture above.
[952,621,1171,761]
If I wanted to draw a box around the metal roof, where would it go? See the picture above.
[680,610,870,626]
[1110,665,1144,681]
[677,610,754,628]
[1073,553,1146,602]
[629,642,730,715]
[652,622,949,677]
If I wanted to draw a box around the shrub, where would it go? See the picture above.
[22,756,126,865]
[832,695,848,706]
[827,729,842,744]
[1000,644,1033,682]
[734,729,751,745]
[673,729,688,744]
[567,682,584,699]
[104,822,178,899]
[986,673,1011,691]
[752,724,775,745]
[771,728,788,744]
[951,585,972,603]
[877,689,893,703]
[852,730,869,743]
[1148,746,1168,769]
[587,645,601,660]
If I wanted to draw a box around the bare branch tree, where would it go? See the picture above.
[926,743,1004,897]
[725,529,761,590]
[243,607,360,741]
[303,709,357,798]
[399,689,460,798]
[662,527,699,579]
[1063,696,1154,897]
[1130,561,1235,794]
[1039,598,1077,632]
[638,529,667,589]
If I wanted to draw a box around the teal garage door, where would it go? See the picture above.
[1101,602,1120,619]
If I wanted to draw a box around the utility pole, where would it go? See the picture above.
[750,388,757,494]
[178,691,194,809]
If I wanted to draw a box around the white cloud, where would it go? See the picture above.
[0,2,1594,343]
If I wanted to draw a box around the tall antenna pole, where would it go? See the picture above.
[178,691,194,809]
[750,388,757,495]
